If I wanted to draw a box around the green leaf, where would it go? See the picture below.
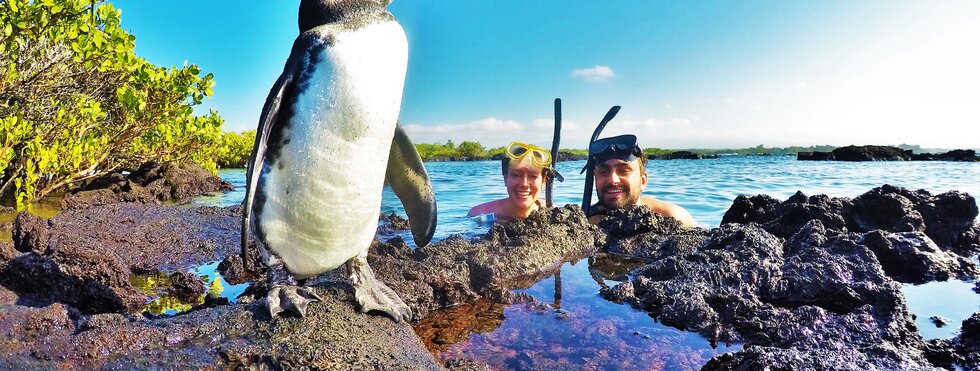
[3,23,11,37]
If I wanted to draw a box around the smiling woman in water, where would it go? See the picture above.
[467,142,553,223]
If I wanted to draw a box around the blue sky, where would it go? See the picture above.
[112,1,979,149]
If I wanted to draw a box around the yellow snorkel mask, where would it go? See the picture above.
[505,141,552,168]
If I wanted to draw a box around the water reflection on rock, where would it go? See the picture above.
[414,299,506,353]
[420,254,741,370]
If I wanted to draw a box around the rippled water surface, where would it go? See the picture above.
[201,156,978,367]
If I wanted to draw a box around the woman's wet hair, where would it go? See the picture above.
[501,157,549,179]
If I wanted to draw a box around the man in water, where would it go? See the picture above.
[468,142,552,222]
[586,134,697,227]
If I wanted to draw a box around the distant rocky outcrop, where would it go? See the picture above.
[799,145,978,161]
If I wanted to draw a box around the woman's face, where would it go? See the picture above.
[505,164,544,210]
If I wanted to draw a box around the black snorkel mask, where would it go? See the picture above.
[580,106,622,214]
[590,134,643,163]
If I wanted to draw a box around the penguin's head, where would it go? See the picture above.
[298,0,394,32]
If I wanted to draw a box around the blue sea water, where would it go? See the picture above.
[200,156,979,368]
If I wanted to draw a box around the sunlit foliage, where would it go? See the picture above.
[0,0,224,208]
[214,130,255,168]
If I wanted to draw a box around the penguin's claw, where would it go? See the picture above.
[354,279,413,323]
[266,285,322,317]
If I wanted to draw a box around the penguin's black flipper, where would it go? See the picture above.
[385,122,437,247]
[242,34,323,258]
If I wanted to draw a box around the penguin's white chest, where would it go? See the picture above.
[258,21,408,278]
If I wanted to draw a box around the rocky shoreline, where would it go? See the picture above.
[0,163,978,369]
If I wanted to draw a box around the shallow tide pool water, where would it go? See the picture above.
[193,156,979,368]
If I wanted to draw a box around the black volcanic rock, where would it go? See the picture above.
[721,185,980,283]
[936,149,978,161]
[956,313,980,369]
[912,153,937,161]
[799,146,977,162]
[833,145,912,161]
[599,206,942,370]
[797,151,835,160]
[368,204,603,319]
[62,162,233,209]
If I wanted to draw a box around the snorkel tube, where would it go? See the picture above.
[580,106,622,215]
[545,98,563,208]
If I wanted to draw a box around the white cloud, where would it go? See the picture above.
[404,117,590,149]
[403,118,527,147]
[570,65,616,83]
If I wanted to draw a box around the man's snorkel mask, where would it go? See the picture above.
[590,134,643,163]
[580,106,625,214]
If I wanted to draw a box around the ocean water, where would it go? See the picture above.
[201,156,979,368]
[202,156,980,240]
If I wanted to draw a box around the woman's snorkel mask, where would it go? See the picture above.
[580,106,623,214]
[505,141,553,168]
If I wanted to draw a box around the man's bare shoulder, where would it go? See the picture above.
[640,196,698,227]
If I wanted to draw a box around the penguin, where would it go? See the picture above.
[241,0,436,322]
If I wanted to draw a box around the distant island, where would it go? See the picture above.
[798,145,979,162]
[412,141,979,162]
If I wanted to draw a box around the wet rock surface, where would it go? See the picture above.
[721,185,980,283]
[368,204,603,319]
[600,187,980,370]
[957,313,980,369]
[61,161,233,209]
[0,201,600,368]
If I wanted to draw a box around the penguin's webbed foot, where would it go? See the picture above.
[347,257,413,323]
[267,284,323,317]
[354,277,412,322]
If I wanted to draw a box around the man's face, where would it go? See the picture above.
[594,158,647,209]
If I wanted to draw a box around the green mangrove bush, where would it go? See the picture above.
[215,130,255,168]
[0,0,224,208]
